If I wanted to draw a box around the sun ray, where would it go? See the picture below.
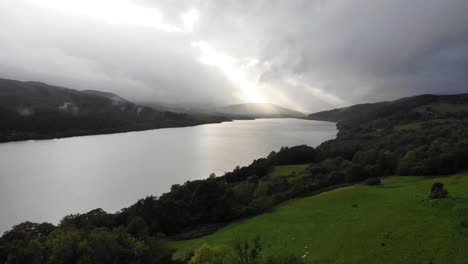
[191,41,267,103]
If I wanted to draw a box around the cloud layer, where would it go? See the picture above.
[1,0,468,112]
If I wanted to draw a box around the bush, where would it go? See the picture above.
[429,182,448,199]
[364,178,381,186]
[233,236,262,264]
[189,244,236,264]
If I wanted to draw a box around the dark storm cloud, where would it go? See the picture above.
[1,0,468,111]
[183,0,468,107]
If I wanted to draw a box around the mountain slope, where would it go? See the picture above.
[214,103,304,118]
[0,78,227,142]
[307,94,468,122]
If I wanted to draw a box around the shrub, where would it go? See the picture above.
[189,244,236,264]
[429,182,448,199]
[364,178,381,186]
[233,236,262,264]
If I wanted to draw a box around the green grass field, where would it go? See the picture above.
[172,172,468,263]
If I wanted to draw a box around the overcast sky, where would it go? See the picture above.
[1,0,468,112]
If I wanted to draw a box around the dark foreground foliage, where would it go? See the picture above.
[0,221,175,264]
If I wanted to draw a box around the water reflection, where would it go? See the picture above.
[0,118,336,232]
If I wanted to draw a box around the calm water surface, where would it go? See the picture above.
[0,118,336,232]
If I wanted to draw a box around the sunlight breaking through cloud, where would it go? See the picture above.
[2,0,468,111]
[284,76,346,106]
[33,0,199,33]
[191,41,267,103]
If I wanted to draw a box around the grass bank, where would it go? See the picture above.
[172,172,468,263]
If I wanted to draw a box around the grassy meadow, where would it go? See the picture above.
[172,171,468,263]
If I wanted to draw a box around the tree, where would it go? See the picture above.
[2,222,56,241]
[46,228,83,264]
[345,164,368,182]
[87,227,139,264]
[140,238,175,264]
[59,208,114,230]
[127,216,149,239]
[429,182,448,199]
[3,239,45,264]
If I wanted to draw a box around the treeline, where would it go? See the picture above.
[3,103,468,263]
[115,117,468,238]
[0,221,175,264]
[0,219,303,264]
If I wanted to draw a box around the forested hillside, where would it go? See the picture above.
[0,78,228,142]
[307,93,468,122]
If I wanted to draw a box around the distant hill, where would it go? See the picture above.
[0,78,228,142]
[214,103,304,118]
[81,90,129,104]
[307,94,468,122]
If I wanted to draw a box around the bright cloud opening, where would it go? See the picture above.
[181,9,200,33]
[33,0,199,33]
[191,41,267,103]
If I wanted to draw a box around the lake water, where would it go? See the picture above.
[0,118,336,232]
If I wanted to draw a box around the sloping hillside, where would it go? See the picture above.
[173,173,468,263]
[0,79,144,115]
[308,94,468,122]
[0,78,227,142]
